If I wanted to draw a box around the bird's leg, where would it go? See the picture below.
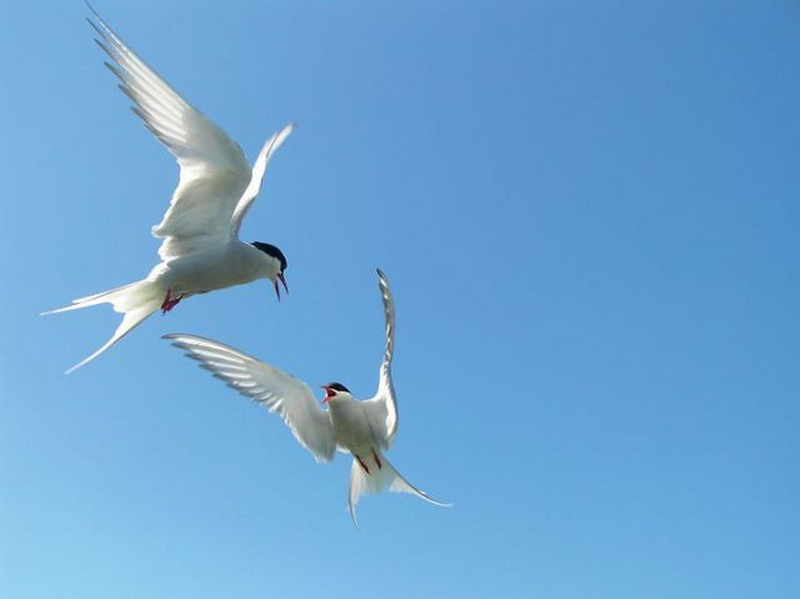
[356,455,370,475]
[161,289,183,313]
[371,449,382,470]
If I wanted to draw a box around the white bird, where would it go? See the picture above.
[165,269,450,527]
[43,6,293,373]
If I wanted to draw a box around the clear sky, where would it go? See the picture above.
[2,1,798,597]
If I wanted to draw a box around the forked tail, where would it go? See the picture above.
[348,451,451,528]
[42,279,164,373]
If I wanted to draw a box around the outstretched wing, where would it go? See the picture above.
[165,334,336,462]
[88,7,271,260]
[231,122,294,238]
[361,268,399,449]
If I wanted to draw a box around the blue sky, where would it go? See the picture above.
[2,1,799,597]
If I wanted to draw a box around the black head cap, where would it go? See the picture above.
[251,242,287,272]
[326,382,350,393]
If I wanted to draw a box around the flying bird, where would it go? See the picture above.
[43,6,293,373]
[165,269,450,526]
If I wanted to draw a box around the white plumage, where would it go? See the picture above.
[44,6,292,372]
[166,269,450,526]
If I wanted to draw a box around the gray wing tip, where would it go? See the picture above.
[162,332,204,341]
[162,332,198,349]
[86,3,113,41]
[376,268,394,312]
[85,1,100,18]
[376,268,392,298]
[87,18,104,40]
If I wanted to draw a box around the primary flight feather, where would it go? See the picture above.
[165,269,450,527]
[43,6,293,373]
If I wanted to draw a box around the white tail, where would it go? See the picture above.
[42,279,164,373]
[348,451,451,528]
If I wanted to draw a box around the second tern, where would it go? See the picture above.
[165,269,450,526]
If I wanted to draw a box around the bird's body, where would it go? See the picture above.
[166,269,450,526]
[326,394,377,456]
[150,240,278,299]
[44,6,292,373]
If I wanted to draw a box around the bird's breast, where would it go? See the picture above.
[328,400,373,453]
[158,243,265,295]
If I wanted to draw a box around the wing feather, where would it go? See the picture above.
[87,7,262,259]
[164,334,336,462]
[231,122,294,237]
[362,269,399,449]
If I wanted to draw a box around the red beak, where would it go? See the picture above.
[274,272,288,301]
[320,385,333,403]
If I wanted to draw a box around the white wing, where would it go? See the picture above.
[88,8,287,261]
[362,268,399,449]
[164,334,336,462]
[231,122,294,237]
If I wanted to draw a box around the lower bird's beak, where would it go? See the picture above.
[274,272,289,301]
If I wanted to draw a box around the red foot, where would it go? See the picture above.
[356,455,370,475]
[161,289,183,313]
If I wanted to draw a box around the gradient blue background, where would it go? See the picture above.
[3,1,799,597]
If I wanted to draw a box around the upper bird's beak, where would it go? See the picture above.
[274,272,289,301]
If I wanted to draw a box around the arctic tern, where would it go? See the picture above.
[44,6,292,373]
[165,269,450,526]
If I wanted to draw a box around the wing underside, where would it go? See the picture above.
[165,334,337,462]
[87,7,256,258]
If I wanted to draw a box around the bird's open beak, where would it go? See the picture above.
[320,385,332,403]
[274,272,289,301]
